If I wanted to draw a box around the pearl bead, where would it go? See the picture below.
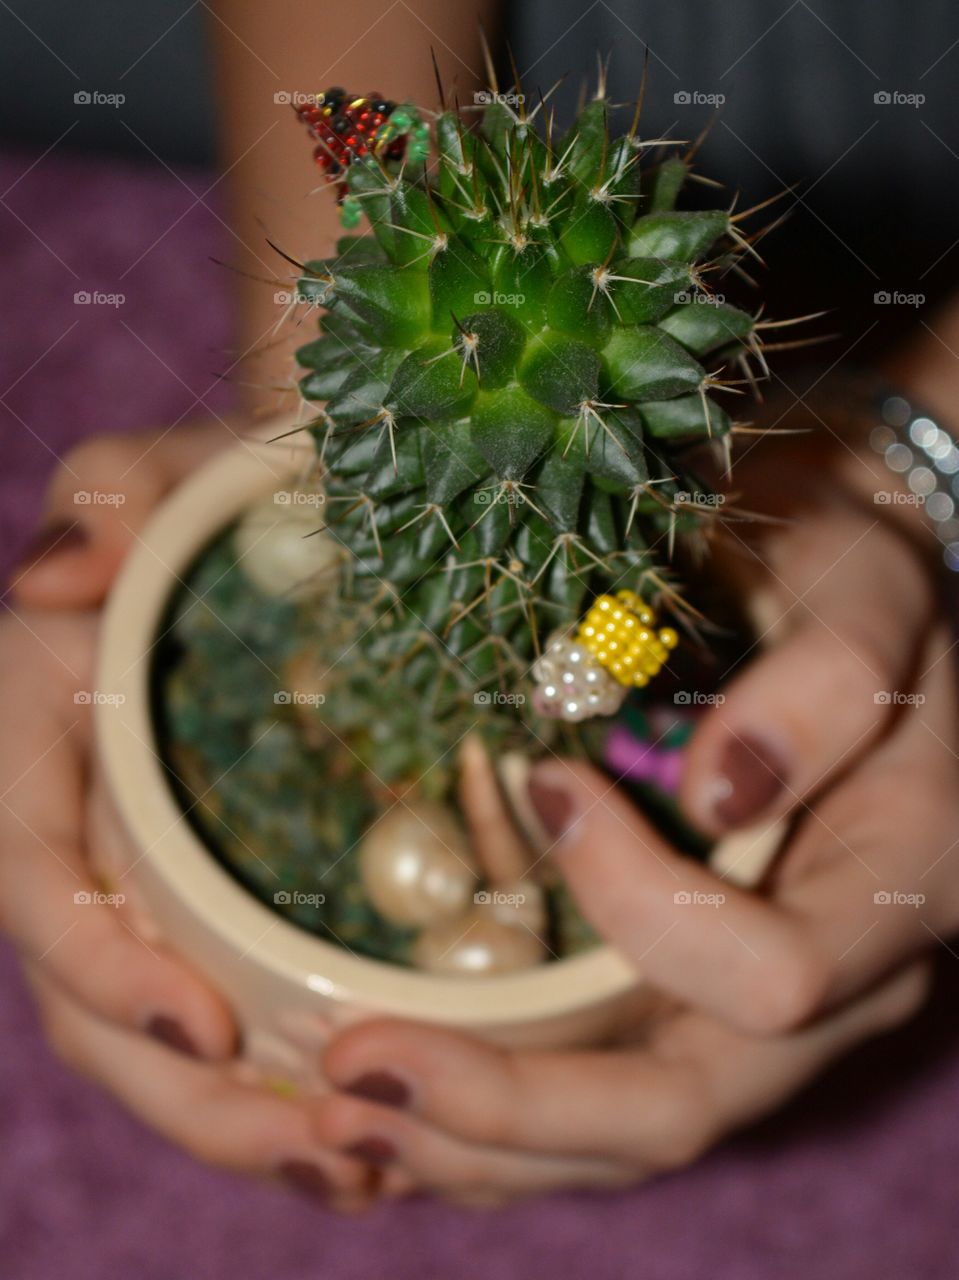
[412,899,546,975]
[359,804,478,928]
[234,496,339,600]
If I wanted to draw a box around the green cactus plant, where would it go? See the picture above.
[288,75,778,789]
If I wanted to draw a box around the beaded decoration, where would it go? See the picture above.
[576,591,679,688]
[294,89,429,227]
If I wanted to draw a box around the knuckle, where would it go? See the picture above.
[645,1090,716,1173]
[741,935,829,1034]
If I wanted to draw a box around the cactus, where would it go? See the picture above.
[288,75,779,787]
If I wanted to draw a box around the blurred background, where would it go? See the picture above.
[2,4,959,1277]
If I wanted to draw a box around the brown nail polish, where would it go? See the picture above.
[527,773,575,841]
[344,1071,410,1108]
[17,521,88,572]
[278,1160,332,1202]
[345,1136,397,1166]
[145,1014,200,1058]
[713,734,789,830]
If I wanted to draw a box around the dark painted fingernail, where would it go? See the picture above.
[17,521,88,573]
[345,1136,397,1166]
[278,1160,332,1202]
[145,1014,200,1058]
[528,771,575,842]
[344,1071,410,1108]
[712,734,790,829]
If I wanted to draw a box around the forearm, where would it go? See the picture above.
[207,0,495,413]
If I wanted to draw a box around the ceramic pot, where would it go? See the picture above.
[94,422,782,1084]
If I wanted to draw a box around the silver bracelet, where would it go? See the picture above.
[870,390,959,571]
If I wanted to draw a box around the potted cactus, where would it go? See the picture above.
[95,69,785,1075]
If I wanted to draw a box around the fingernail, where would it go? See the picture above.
[278,1160,332,1202]
[712,734,790,830]
[145,1014,200,1058]
[527,770,576,843]
[345,1136,397,1166]
[16,521,88,573]
[343,1071,411,1109]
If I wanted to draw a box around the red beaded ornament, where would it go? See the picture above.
[294,88,406,199]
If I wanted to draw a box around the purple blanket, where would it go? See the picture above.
[1,146,958,1280]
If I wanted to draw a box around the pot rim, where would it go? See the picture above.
[95,419,775,1029]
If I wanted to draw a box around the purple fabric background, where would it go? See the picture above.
[2,146,959,1280]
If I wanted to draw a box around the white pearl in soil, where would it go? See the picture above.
[412,899,547,976]
[233,495,339,601]
[359,804,478,928]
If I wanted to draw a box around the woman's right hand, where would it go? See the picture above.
[2,426,375,1208]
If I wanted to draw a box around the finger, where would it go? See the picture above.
[27,966,375,1207]
[320,962,929,1179]
[0,616,236,1058]
[457,734,532,882]
[312,1087,629,1202]
[681,503,934,835]
[527,756,815,1033]
[10,421,234,609]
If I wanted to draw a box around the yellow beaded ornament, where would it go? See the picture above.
[575,591,679,688]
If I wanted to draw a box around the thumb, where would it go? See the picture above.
[526,758,810,1033]
[680,506,935,836]
[10,420,237,609]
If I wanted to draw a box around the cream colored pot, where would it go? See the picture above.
[95,423,782,1084]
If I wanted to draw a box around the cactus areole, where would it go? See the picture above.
[290,79,773,779]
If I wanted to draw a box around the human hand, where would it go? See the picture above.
[2,427,375,1207]
[311,439,956,1203]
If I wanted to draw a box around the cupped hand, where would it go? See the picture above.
[313,440,957,1203]
[2,426,375,1207]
